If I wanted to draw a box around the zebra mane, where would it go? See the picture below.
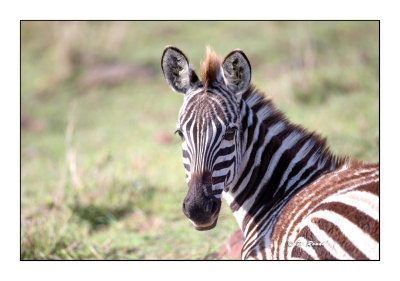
[199,47,345,168]
[201,46,222,90]
[242,85,346,168]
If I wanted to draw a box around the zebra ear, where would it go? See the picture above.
[222,49,251,95]
[161,46,201,94]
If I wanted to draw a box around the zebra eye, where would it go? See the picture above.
[174,129,184,141]
[223,126,237,140]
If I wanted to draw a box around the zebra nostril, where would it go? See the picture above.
[211,200,218,214]
[207,199,218,214]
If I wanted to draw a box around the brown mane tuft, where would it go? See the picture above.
[201,46,222,89]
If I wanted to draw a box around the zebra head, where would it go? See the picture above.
[161,46,251,230]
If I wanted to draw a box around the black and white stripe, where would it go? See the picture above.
[178,86,241,199]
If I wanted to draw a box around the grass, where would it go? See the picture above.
[21,21,379,260]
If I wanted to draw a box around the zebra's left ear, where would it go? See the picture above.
[161,46,201,94]
[222,49,251,96]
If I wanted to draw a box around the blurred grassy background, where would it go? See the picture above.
[21,21,379,260]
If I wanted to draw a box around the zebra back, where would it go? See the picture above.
[266,161,379,260]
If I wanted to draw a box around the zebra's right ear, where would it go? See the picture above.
[161,46,201,94]
[222,49,251,96]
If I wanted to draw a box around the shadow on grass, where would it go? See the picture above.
[70,182,158,232]
[71,202,133,231]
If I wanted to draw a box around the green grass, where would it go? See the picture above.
[21,21,379,260]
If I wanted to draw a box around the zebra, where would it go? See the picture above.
[161,45,379,260]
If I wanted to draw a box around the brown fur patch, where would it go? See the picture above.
[296,226,337,259]
[314,201,379,242]
[311,217,369,259]
[291,245,314,260]
[201,46,221,89]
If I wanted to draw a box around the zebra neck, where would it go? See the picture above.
[223,89,343,243]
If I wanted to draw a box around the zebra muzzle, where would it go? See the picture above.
[183,171,222,230]
[182,192,221,230]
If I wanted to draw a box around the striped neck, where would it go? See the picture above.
[222,87,344,251]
